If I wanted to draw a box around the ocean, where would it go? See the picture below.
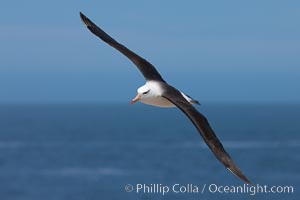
[0,103,299,200]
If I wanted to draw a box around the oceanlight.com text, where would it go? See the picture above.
[207,183,293,195]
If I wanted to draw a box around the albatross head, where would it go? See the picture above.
[130,84,152,105]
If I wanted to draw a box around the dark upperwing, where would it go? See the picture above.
[80,12,165,82]
[162,85,251,184]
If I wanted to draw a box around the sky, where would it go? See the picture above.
[0,0,299,103]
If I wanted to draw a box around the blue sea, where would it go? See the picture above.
[0,103,299,200]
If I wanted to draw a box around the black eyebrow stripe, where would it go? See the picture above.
[142,89,150,94]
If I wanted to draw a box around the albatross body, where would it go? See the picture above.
[79,12,251,184]
[132,81,198,108]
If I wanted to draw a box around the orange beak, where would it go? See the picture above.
[130,93,141,105]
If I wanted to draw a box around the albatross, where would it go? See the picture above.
[79,12,251,184]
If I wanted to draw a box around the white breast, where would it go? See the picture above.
[141,96,175,108]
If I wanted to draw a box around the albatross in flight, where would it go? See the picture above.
[79,12,251,184]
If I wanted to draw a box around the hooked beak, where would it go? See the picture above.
[130,93,141,105]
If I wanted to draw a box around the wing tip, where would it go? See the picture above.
[227,167,252,184]
[79,11,91,27]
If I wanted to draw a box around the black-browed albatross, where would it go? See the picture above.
[79,12,251,184]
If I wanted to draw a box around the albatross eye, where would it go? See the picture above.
[142,90,150,95]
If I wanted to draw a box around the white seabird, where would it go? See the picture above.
[80,12,251,184]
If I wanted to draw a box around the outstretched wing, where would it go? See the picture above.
[80,12,165,82]
[162,87,251,184]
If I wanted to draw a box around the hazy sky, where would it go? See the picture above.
[1,1,299,103]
